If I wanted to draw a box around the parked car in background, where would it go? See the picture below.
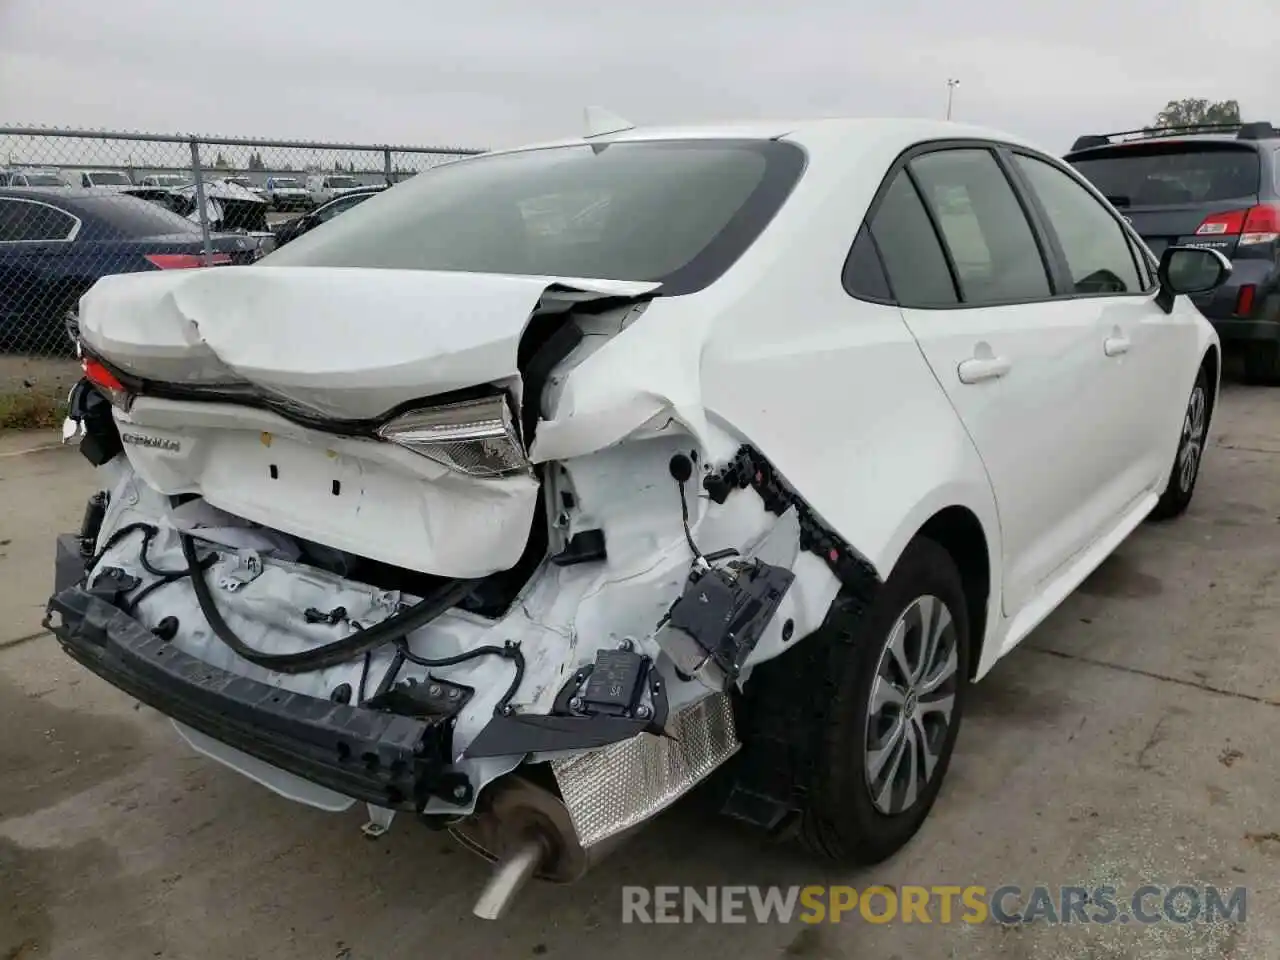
[1,168,68,187]
[306,174,366,205]
[0,187,258,351]
[270,187,380,247]
[265,176,310,210]
[1066,121,1280,383]
[52,117,1226,919]
[224,176,267,199]
[139,174,191,189]
[123,179,276,259]
[74,170,134,190]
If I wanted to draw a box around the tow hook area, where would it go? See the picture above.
[450,776,628,920]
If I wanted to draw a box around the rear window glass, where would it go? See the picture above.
[263,139,806,295]
[1068,144,1259,208]
[81,195,203,237]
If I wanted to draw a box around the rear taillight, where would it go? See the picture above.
[376,396,531,477]
[1241,205,1280,245]
[1194,210,1247,236]
[145,252,233,270]
[1195,205,1280,245]
[1235,284,1257,317]
[81,357,129,407]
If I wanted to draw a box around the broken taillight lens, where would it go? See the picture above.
[376,396,529,477]
[81,357,129,407]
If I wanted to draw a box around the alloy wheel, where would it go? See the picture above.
[1178,384,1207,494]
[864,595,960,815]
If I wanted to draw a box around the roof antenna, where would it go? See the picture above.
[584,106,634,139]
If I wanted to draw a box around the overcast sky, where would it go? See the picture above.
[3,0,1279,154]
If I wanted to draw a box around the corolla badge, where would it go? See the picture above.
[120,431,181,453]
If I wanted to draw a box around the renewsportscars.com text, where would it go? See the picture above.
[621,884,1247,925]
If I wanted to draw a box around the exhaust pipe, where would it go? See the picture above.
[455,695,741,918]
[472,837,548,920]
[451,775,630,920]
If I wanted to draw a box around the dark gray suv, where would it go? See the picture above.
[1066,121,1280,383]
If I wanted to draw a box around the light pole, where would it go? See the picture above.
[946,79,960,120]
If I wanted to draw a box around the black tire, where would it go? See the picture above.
[1149,365,1210,521]
[784,537,971,865]
[1242,342,1280,386]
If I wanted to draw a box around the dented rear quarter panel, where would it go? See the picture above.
[532,122,1004,639]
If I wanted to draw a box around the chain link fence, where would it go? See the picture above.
[0,127,483,377]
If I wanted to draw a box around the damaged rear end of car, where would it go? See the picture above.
[46,134,882,918]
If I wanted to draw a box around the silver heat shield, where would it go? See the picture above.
[550,692,740,848]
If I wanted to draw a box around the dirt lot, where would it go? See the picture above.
[0,356,78,400]
[2,381,1279,960]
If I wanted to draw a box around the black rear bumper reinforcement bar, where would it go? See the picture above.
[44,585,471,810]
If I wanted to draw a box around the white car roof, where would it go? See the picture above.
[487,117,1045,160]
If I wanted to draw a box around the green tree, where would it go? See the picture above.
[213,151,229,169]
[247,152,265,171]
[1151,98,1242,132]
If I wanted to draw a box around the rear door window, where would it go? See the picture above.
[1069,144,1260,207]
[1012,153,1144,295]
[865,171,958,307]
[909,148,1052,305]
[843,223,893,301]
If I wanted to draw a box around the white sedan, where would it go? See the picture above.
[53,116,1225,918]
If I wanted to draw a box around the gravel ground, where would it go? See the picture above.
[1,379,1278,959]
[0,356,78,399]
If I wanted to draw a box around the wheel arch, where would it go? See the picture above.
[915,505,993,682]
[870,482,1003,684]
[1202,343,1220,428]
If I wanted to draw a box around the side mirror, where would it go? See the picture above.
[1155,246,1232,312]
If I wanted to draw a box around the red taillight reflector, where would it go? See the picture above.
[1195,209,1247,236]
[81,357,123,392]
[145,252,232,270]
[1196,205,1280,244]
[1236,284,1257,317]
[1243,205,1280,232]
[1241,205,1280,245]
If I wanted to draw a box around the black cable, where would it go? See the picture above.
[96,518,511,701]
[88,521,195,578]
[87,522,211,615]
[676,478,703,559]
[87,521,159,572]
[668,454,703,559]
[123,554,216,614]
[666,454,739,568]
[396,638,525,716]
[180,531,480,674]
[356,650,373,705]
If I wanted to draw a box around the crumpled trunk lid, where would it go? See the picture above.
[79,265,654,420]
[76,266,657,577]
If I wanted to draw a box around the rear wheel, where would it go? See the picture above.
[1242,342,1280,385]
[1149,366,1209,521]
[794,537,970,864]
